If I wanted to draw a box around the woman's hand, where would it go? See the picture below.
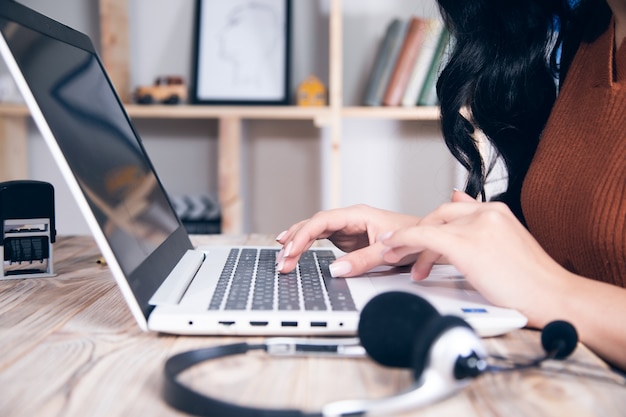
[380,191,626,370]
[380,191,568,323]
[275,204,421,277]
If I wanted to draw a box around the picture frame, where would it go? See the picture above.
[192,0,292,105]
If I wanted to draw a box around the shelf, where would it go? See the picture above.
[124,104,333,126]
[1,103,441,122]
[342,106,440,120]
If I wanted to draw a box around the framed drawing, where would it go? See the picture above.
[192,0,292,105]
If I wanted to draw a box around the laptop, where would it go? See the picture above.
[0,1,527,338]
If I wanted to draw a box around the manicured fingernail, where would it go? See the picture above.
[329,261,352,278]
[275,248,284,263]
[377,231,393,242]
[283,241,293,258]
[276,258,285,272]
[276,230,287,241]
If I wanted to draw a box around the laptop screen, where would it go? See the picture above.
[0,2,192,320]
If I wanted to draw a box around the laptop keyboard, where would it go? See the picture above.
[208,248,356,312]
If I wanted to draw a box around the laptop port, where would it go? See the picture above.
[310,321,327,327]
[281,321,298,327]
[249,321,269,326]
[218,321,235,326]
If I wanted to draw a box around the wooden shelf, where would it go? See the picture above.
[124,104,334,127]
[0,103,440,122]
[342,106,440,120]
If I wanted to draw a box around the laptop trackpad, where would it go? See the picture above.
[359,264,492,307]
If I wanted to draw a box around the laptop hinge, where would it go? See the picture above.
[149,249,205,306]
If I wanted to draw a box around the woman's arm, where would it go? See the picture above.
[380,192,626,370]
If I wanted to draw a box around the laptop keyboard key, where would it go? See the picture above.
[208,247,356,313]
[317,254,357,311]
[208,248,239,310]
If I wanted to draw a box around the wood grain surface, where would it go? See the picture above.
[0,235,624,417]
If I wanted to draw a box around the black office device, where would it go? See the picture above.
[0,180,56,279]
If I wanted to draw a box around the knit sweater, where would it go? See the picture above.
[521,17,626,288]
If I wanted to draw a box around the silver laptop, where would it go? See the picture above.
[0,2,526,338]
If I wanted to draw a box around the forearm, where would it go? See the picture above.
[530,272,626,371]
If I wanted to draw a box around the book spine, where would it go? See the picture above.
[382,17,427,107]
[417,28,450,106]
[363,19,408,106]
[401,19,444,107]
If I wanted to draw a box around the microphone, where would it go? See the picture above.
[489,320,579,373]
[541,320,578,360]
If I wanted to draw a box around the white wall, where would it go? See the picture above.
[7,0,456,236]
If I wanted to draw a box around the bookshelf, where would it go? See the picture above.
[0,0,442,234]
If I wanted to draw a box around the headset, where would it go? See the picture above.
[162,291,581,417]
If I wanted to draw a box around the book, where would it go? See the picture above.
[401,19,444,107]
[382,16,428,107]
[417,28,450,106]
[363,19,409,106]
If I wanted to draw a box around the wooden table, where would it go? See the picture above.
[1,235,625,417]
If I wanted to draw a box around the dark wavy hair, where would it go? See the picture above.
[435,0,611,222]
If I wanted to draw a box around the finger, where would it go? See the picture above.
[276,213,345,273]
[278,206,376,272]
[379,227,429,264]
[328,242,389,278]
[381,225,465,270]
[276,238,317,273]
[411,249,443,281]
[278,218,328,246]
[417,201,482,227]
[285,209,357,250]
[278,241,388,278]
[451,188,479,203]
[275,219,309,244]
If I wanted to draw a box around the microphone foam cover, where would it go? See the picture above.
[541,320,578,359]
[358,291,439,368]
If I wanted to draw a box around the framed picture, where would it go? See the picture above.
[192,0,291,105]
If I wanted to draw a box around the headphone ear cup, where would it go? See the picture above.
[411,315,473,381]
[358,291,440,368]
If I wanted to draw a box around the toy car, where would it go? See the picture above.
[134,76,188,104]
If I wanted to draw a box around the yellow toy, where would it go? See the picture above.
[297,75,327,106]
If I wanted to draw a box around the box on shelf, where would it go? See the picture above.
[170,193,221,235]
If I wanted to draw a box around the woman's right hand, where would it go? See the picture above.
[275,204,421,277]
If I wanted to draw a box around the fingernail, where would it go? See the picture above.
[275,248,284,263]
[276,258,285,272]
[283,241,293,258]
[329,260,352,278]
[377,231,393,242]
[276,230,287,241]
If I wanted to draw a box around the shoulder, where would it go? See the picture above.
[559,0,612,85]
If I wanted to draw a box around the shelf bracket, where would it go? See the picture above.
[218,117,243,235]
[0,115,28,181]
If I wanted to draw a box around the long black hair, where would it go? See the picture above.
[435,0,611,222]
